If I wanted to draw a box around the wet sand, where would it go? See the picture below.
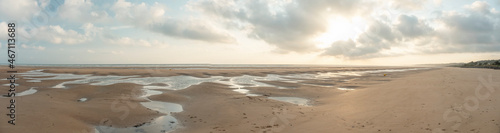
[0,67,499,133]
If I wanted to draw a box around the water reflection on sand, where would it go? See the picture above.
[18,68,426,132]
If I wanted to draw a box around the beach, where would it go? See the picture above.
[0,66,499,133]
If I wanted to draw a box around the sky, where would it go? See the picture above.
[0,0,499,65]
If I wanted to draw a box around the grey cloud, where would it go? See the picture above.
[58,0,110,23]
[396,15,432,37]
[390,0,428,10]
[411,2,500,54]
[147,20,236,44]
[466,1,493,14]
[0,0,41,20]
[111,0,235,44]
[322,39,356,56]
[190,0,370,52]
[436,6,499,47]
[322,39,380,58]
[321,20,399,58]
[359,20,399,44]
[323,1,500,58]
[433,1,500,52]
[442,13,494,33]
[191,0,500,58]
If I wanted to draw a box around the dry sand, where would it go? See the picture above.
[0,67,499,133]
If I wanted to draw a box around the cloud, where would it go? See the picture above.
[322,20,401,58]
[189,0,499,59]
[105,37,152,47]
[16,22,167,48]
[111,50,124,55]
[109,25,133,30]
[2,22,101,45]
[3,0,498,62]
[111,0,165,25]
[0,0,41,20]
[103,34,168,48]
[323,39,361,57]
[433,0,442,6]
[358,20,400,44]
[322,19,402,58]
[111,0,235,43]
[80,23,169,48]
[396,15,432,37]
[38,0,50,8]
[189,0,373,53]
[58,0,109,23]
[87,49,95,53]
[389,0,428,10]
[465,1,493,14]
[0,22,8,40]
[434,2,500,52]
[322,1,500,58]
[147,20,236,43]
[21,44,45,50]
[81,23,103,37]
[30,25,88,44]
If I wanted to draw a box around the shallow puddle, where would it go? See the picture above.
[77,98,88,102]
[337,87,355,90]
[233,87,250,94]
[140,89,163,98]
[19,68,426,132]
[232,87,261,96]
[95,101,183,133]
[1,87,38,97]
[20,68,425,90]
[268,97,310,106]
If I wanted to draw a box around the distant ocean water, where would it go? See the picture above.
[5,64,375,69]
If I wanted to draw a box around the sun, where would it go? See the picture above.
[315,16,366,48]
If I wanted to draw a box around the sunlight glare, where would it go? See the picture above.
[315,16,366,48]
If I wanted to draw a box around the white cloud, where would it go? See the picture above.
[389,0,428,10]
[109,25,133,30]
[21,44,45,50]
[322,19,401,59]
[188,0,499,58]
[0,22,8,40]
[111,0,235,43]
[189,0,374,52]
[0,0,41,20]
[322,1,500,59]
[396,15,432,37]
[2,22,99,45]
[58,0,109,23]
[30,25,88,44]
[433,0,442,5]
[146,19,236,43]
[435,2,499,48]
[111,50,124,55]
[20,22,169,48]
[465,1,492,14]
[81,23,103,37]
[106,37,151,47]
[3,0,499,63]
[104,36,168,48]
[38,0,50,8]
[112,0,165,25]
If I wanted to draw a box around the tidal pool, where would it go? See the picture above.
[268,97,310,106]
